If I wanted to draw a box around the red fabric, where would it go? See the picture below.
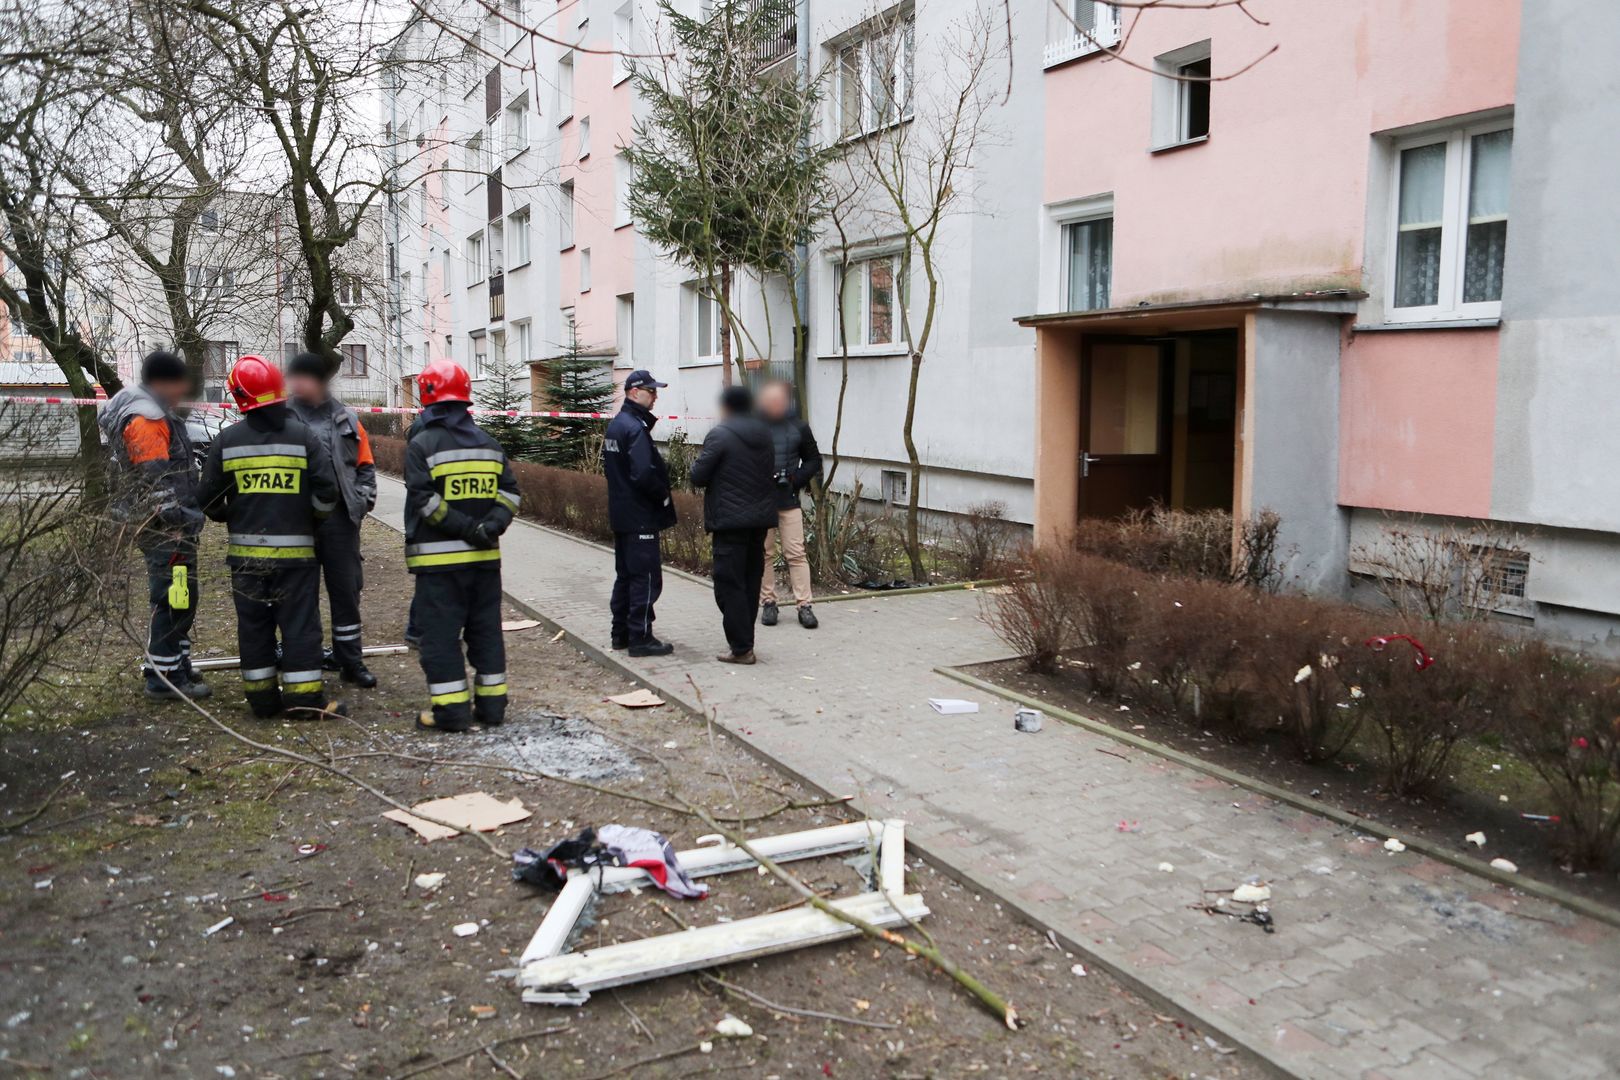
[1364,634,1435,670]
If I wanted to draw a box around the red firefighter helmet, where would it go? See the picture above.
[226,355,285,412]
[417,360,472,405]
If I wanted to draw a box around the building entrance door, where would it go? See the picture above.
[1079,338,1173,518]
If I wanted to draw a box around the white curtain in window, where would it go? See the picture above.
[1464,129,1512,304]
[1394,142,1445,308]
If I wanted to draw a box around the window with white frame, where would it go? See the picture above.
[837,252,906,349]
[1064,215,1113,311]
[613,2,634,84]
[337,274,363,306]
[466,231,486,283]
[615,293,635,368]
[579,247,592,292]
[340,343,369,377]
[557,50,575,120]
[513,319,532,364]
[691,282,723,362]
[1390,122,1512,319]
[463,132,484,191]
[504,0,524,49]
[836,11,915,140]
[1045,1,1120,68]
[614,152,634,227]
[505,94,531,156]
[558,180,575,248]
[489,221,505,275]
[471,332,488,377]
[1151,40,1211,149]
[578,115,591,158]
[509,206,531,266]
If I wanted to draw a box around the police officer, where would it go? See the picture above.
[99,350,210,700]
[603,370,676,657]
[403,360,519,732]
[286,352,379,688]
[198,355,346,719]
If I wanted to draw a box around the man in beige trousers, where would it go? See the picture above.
[756,381,823,630]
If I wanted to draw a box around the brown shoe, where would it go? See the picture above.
[717,650,756,665]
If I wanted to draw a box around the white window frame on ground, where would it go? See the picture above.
[834,9,915,141]
[508,206,532,268]
[1045,1,1120,68]
[517,820,925,1006]
[466,231,486,284]
[559,180,575,249]
[613,1,634,85]
[1150,40,1212,151]
[835,250,908,355]
[1386,119,1513,323]
[557,50,575,122]
[505,93,531,158]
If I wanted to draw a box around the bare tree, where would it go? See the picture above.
[838,2,1008,580]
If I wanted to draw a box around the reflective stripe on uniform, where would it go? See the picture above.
[283,681,323,695]
[475,683,507,697]
[224,454,308,471]
[229,533,316,548]
[223,443,307,460]
[429,679,471,706]
[495,490,519,511]
[333,623,362,643]
[423,493,448,524]
[243,676,278,691]
[476,672,506,685]
[405,539,500,569]
[426,444,505,481]
[425,448,505,467]
[229,544,316,559]
[241,666,278,682]
[281,669,323,684]
[313,496,337,513]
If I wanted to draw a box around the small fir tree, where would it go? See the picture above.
[535,320,615,469]
[474,347,544,460]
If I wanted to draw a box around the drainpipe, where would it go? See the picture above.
[792,0,811,412]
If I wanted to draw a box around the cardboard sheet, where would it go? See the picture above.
[384,791,532,842]
[606,688,665,708]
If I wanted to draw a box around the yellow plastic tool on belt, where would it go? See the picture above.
[168,564,190,610]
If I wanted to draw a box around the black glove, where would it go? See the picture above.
[480,511,510,538]
[464,520,497,549]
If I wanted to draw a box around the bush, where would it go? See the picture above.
[1073,506,1284,591]
[1505,646,1620,869]
[1339,625,1504,796]
[946,501,1017,580]
[982,547,1083,674]
[1245,594,1375,762]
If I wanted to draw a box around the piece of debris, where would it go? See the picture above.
[453,922,480,937]
[1232,882,1272,903]
[1012,707,1043,733]
[1157,862,1175,873]
[1383,838,1407,853]
[699,1041,714,1054]
[1294,664,1313,684]
[203,917,234,937]
[415,872,447,892]
[927,698,978,715]
[502,619,542,632]
[550,629,567,642]
[384,792,531,842]
[129,813,163,827]
[469,1005,498,1019]
[606,689,664,709]
[1465,831,1487,848]
[715,1016,753,1038]
[1115,820,1142,833]
[514,825,708,899]
[1520,813,1560,823]
[1070,963,1088,977]
[1490,858,1519,873]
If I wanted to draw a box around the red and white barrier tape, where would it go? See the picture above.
[0,394,703,422]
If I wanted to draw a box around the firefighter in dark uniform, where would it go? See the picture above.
[198,355,347,719]
[286,352,380,687]
[603,369,677,657]
[403,360,520,732]
[99,350,211,700]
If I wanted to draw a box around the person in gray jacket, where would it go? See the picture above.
[287,352,379,688]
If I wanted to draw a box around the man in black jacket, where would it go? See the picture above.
[603,370,676,657]
[689,385,777,664]
[755,380,823,630]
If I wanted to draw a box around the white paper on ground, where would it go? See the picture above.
[502,619,542,632]
[927,698,979,715]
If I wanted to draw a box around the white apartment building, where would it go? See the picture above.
[382,0,1050,520]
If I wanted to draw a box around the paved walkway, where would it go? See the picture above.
[374,478,1620,1079]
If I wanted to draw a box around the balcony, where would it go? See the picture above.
[489,272,505,322]
[747,0,797,69]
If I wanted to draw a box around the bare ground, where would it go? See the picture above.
[0,524,1261,1079]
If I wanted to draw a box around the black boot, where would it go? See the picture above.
[760,601,779,627]
[628,637,674,657]
[342,661,378,688]
[798,604,818,629]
